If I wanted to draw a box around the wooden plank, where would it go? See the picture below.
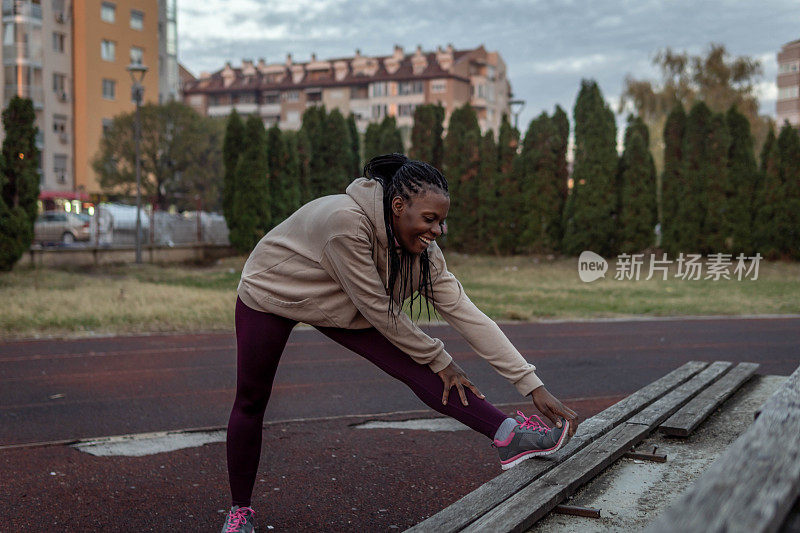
[646,364,800,533]
[462,363,732,533]
[660,362,759,437]
[462,422,650,533]
[627,361,733,426]
[405,361,709,533]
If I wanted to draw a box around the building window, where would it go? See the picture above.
[262,92,280,104]
[130,9,143,30]
[102,118,113,136]
[130,46,143,65]
[101,40,115,61]
[102,79,116,100]
[53,114,67,132]
[397,81,423,95]
[101,2,115,23]
[52,32,65,52]
[283,90,299,102]
[286,110,300,124]
[431,80,446,93]
[371,104,387,119]
[371,82,388,97]
[54,154,68,184]
[778,86,800,100]
[398,103,417,117]
[487,66,496,81]
[778,62,799,74]
[306,90,322,102]
[234,93,255,104]
[52,72,66,94]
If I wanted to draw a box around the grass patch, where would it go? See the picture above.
[1,253,798,339]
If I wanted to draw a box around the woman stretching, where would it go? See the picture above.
[221,154,579,533]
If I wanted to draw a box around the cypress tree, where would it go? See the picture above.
[518,112,561,253]
[347,113,361,177]
[776,122,800,258]
[293,129,312,204]
[323,108,353,194]
[495,114,521,254]
[1,96,40,226]
[280,130,302,214]
[266,124,299,227]
[409,103,445,169]
[443,104,481,250]
[552,105,570,247]
[379,115,404,155]
[363,122,382,163]
[661,104,686,255]
[725,106,759,254]
[0,96,38,270]
[562,80,618,256]
[674,101,713,253]
[229,115,270,254]
[753,133,781,257]
[702,113,731,253]
[300,105,327,199]
[477,129,497,253]
[617,116,657,253]
[222,109,244,225]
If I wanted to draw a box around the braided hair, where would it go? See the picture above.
[363,153,449,326]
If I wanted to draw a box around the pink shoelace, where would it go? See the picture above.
[225,507,255,532]
[517,410,551,434]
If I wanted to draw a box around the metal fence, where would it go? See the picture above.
[90,202,230,247]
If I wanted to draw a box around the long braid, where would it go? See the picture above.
[363,153,449,327]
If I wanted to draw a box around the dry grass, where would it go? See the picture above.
[1,253,798,339]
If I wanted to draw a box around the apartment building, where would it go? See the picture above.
[0,0,176,211]
[73,0,160,197]
[2,0,73,201]
[777,39,800,128]
[182,44,512,139]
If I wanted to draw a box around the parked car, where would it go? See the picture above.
[34,211,92,244]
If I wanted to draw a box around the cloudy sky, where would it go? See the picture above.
[177,0,799,130]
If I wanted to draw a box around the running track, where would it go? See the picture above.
[1,317,798,530]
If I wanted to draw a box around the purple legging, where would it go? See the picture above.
[227,296,509,507]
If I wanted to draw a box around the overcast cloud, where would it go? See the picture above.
[177,0,799,131]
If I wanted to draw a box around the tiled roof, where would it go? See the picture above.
[183,47,479,94]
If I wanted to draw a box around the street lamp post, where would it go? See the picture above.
[509,99,526,131]
[127,62,148,264]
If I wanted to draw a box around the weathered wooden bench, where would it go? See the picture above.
[406,359,783,533]
[646,363,800,533]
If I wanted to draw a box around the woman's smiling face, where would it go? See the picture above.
[390,189,450,254]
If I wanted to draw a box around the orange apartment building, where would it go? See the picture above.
[72,0,159,195]
[182,44,513,142]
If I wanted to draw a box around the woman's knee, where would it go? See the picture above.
[233,385,271,417]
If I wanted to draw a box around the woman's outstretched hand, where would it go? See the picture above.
[437,361,485,406]
[530,385,579,438]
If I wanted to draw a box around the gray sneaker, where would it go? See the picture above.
[493,411,570,470]
[221,506,255,533]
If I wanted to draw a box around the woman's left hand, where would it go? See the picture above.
[437,361,485,406]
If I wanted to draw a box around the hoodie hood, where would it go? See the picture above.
[346,177,388,249]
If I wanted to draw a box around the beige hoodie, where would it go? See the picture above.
[237,177,543,396]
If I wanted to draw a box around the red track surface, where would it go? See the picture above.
[1,317,799,531]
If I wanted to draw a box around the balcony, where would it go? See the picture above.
[4,84,43,107]
[2,0,42,21]
[259,103,281,116]
[3,42,43,64]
